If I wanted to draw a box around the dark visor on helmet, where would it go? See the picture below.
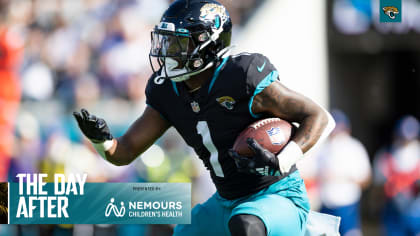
[150,31,191,58]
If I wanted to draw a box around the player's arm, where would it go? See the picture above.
[229,80,335,176]
[73,106,170,166]
[251,80,335,173]
[253,81,333,152]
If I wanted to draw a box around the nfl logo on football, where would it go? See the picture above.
[266,127,285,145]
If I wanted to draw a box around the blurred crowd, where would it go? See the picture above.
[299,113,420,236]
[0,0,419,236]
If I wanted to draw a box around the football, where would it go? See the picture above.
[232,118,293,157]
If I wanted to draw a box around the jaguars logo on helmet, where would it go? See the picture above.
[200,3,229,30]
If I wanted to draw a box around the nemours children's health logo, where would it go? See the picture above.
[105,198,126,217]
[105,199,184,219]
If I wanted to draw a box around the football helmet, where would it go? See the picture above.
[149,0,232,82]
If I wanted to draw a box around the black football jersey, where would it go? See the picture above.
[145,53,296,200]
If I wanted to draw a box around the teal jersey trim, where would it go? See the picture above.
[171,81,180,96]
[248,70,279,118]
[208,56,230,94]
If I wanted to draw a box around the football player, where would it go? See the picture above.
[74,0,335,235]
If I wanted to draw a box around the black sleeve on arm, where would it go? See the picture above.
[244,54,279,118]
[145,75,170,123]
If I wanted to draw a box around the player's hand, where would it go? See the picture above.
[228,138,281,176]
[73,109,113,143]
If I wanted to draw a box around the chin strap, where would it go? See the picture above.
[217,45,234,58]
[168,46,235,82]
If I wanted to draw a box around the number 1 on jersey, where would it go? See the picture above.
[196,121,224,177]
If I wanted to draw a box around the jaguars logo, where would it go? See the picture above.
[216,96,235,110]
[382,6,399,19]
[200,3,228,30]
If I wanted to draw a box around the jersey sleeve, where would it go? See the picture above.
[145,75,170,122]
[244,54,279,118]
[145,75,157,108]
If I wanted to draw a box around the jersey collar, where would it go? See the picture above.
[174,56,230,104]
[208,56,229,94]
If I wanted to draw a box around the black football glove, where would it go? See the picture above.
[73,109,113,143]
[228,138,281,176]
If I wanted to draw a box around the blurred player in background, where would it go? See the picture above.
[0,0,23,182]
[316,110,371,236]
[74,0,336,235]
[373,116,420,236]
